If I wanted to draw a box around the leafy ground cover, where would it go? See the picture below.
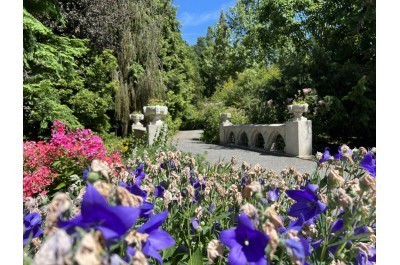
[23,126,376,265]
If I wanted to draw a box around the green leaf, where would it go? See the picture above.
[189,248,203,265]
[163,246,177,260]
[54,183,66,190]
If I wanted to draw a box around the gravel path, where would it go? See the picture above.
[172,130,318,174]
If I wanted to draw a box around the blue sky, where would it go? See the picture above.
[173,0,235,45]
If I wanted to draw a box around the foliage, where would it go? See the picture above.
[194,0,376,148]
[23,143,376,264]
[200,102,250,144]
[23,7,118,139]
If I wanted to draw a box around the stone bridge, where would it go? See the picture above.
[219,104,312,158]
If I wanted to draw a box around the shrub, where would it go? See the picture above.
[23,121,120,198]
[200,102,249,143]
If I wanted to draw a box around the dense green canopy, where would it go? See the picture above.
[23,0,375,148]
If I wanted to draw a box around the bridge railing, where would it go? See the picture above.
[219,104,312,158]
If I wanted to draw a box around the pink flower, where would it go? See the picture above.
[23,121,120,198]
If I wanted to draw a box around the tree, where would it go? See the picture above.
[23,4,118,139]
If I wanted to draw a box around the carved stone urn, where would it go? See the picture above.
[143,105,168,125]
[220,113,232,126]
[129,113,144,128]
[288,104,308,121]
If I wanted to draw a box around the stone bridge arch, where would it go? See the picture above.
[265,130,286,151]
[250,130,266,149]
[226,130,235,145]
[238,130,249,147]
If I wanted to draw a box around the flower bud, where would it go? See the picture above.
[87,172,101,183]
[328,169,345,188]
[207,240,224,264]
[264,206,284,229]
[336,188,353,208]
[263,222,279,259]
[360,174,376,192]
[240,203,259,227]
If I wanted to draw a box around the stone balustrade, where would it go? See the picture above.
[219,104,312,158]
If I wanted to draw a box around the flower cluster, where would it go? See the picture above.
[23,143,376,264]
[23,121,121,198]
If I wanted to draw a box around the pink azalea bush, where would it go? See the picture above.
[23,121,121,198]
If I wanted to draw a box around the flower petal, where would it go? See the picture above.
[96,205,140,237]
[288,201,311,219]
[80,184,110,223]
[96,226,120,240]
[286,190,314,202]
[142,242,163,263]
[237,213,255,231]
[228,246,247,265]
[220,228,239,249]
[147,229,175,251]
[137,210,168,234]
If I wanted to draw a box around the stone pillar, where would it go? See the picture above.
[143,105,168,146]
[219,113,232,144]
[130,113,146,139]
[284,120,312,157]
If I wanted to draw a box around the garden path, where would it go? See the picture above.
[171,130,318,174]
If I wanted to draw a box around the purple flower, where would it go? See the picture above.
[285,238,311,265]
[318,148,332,164]
[220,213,269,265]
[268,188,280,201]
[119,181,147,199]
[288,214,306,232]
[82,169,89,182]
[331,219,344,233]
[133,164,146,186]
[58,184,140,240]
[286,184,327,221]
[136,210,175,263]
[311,239,323,250]
[360,152,376,177]
[154,185,165,198]
[190,217,200,234]
[355,247,376,265]
[333,145,353,160]
[23,212,43,245]
[139,201,154,219]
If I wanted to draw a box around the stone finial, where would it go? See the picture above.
[129,113,144,129]
[220,113,232,126]
[287,104,308,121]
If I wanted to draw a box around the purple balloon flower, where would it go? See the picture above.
[355,247,376,265]
[285,237,311,265]
[333,145,353,160]
[318,148,333,164]
[23,212,43,245]
[154,185,165,198]
[220,213,269,265]
[133,164,146,186]
[136,210,175,263]
[360,152,376,177]
[268,188,280,201]
[286,184,327,221]
[58,184,140,241]
[119,181,148,200]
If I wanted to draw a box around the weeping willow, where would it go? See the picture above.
[113,0,166,136]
